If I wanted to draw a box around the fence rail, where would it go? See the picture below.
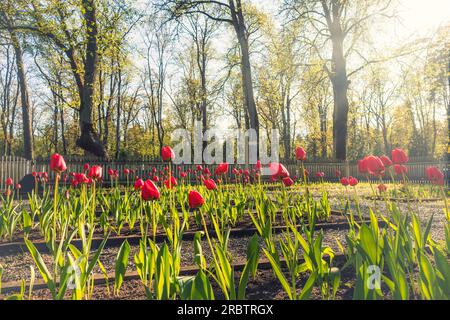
[0,156,448,189]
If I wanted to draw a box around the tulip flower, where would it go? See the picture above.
[378,184,387,193]
[88,165,103,180]
[282,177,294,187]
[50,153,67,173]
[335,170,341,178]
[391,148,408,164]
[164,176,178,189]
[83,163,90,171]
[269,162,290,178]
[180,172,187,178]
[295,147,307,161]
[394,164,408,175]
[161,146,175,161]
[254,160,262,172]
[152,175,159,182]
[349,176,358,186]
[215,162,229,175]
[204,179,217,190]
[341,177,349,186]
[364,156,385,177]
[196,165,203,171]
[379,155,393,167]
[315,172,325,178]
[74,173,89,184]
[134,178,145,191]
[15,183,21,190]
[5,177,13,186]
[188,190,205,209]
[425,166,444,185]
[124,168,130,175]
[141,180,160,201]
[357,159,368,174]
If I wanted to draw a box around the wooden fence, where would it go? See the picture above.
[0,156,32,190]
[0,156,447,189]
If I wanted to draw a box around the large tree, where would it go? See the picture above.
[159,0,260,155]
[284,0,395,160]
[0,3,34,159]
[1,0,108,157]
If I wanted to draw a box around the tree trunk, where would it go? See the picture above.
[10,31,34,160]
[230,0,259,158]
[115,66,122,159]
[75,0,108,158]
[330,26,349,160]
[319,104,327,158]
[447,58,450,163]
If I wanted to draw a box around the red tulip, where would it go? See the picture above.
[74,173,89,184]
[32,171,37,177]
[124,168,130,175]
[141,180,160,201]
[315,172,325,178]
[161,146,175,161]
[88,165,103,180]
[268,162,290,178]
[152,167,157,173]
[282,177,294,187]
[203,179,217,190]
[379,155,393,167]
[364,156,385,176]
[83,163,90,171]
[358,158,368,174]
[244,169,250,176]
[15,183,22,190]
[196,165,203,171]
[391,148,408,164]
[134,178,145,191]
[232,168,239,175]
[341,177,349,186]
[335,170,341,178]
[378,184,387,192]
[188,190,205,209]
[295,147,307,161]
[152,175,160,182]
[5,177,13,186]
[71,180,79,188]
[180,172,187,178]
[50,153,67,173]
[164,176,178,189]
[394,164,408,175]
[255,160,262,172]
[425,166,444,185]
[349,176,358,186]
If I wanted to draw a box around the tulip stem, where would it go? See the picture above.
[53,174,59,238]
[440,185,448,221]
